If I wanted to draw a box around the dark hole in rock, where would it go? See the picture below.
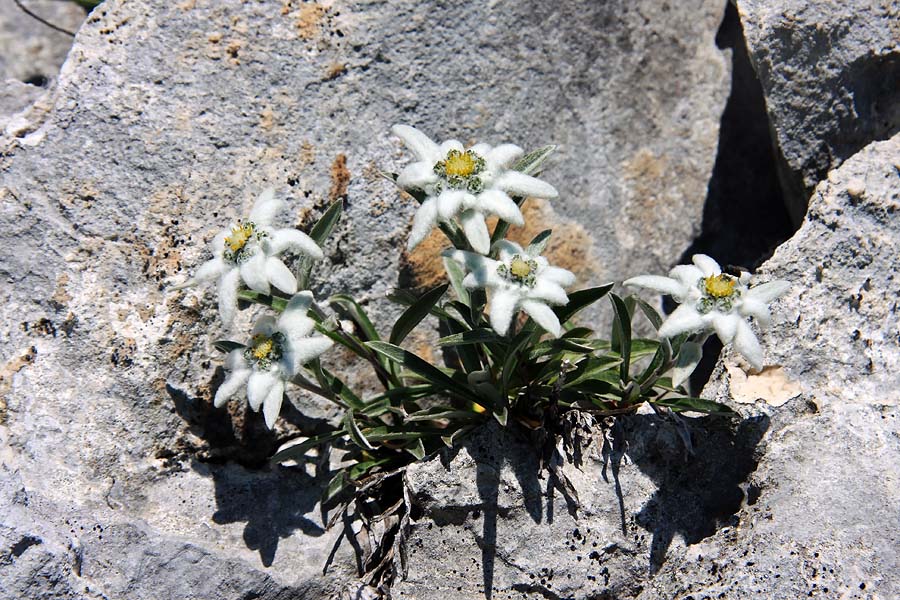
[22,74,48,87]
[669,1,798,392]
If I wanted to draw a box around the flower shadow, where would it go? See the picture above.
[167,378,334,567]
[614,412,770,573]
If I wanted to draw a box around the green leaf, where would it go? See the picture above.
[562,355,622,387]
[512,145,557,176]
[441,318,484,373]
[442,256,470,304]
[213,340,245,354]
[672,341,703,388]
[638,337,672,387]
[389,283,449,346]
[328,294,381,342]
[554,284,615,324]
[317,366,365,410]
[610,293,633,382]
[365,341,487,407]
[653,396,737,415]
[358,425,448,442]
[526,229,553,256]
[633,296,664,330]
[405,439,427,460]
[525,338,595,361]
[269,430,344,464]
[343,410,375,450]
[237,289,288,312]
[441,424,477,448]
[405,407,483,422]
[437,328,502,347]
[297,200,343,290]
[323,471,350,504]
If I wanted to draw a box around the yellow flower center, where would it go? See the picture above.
[510,257,533,279]
[704,274,736,298]
[444,151,476,177]
[251,335,275,361]
[225,222,254,252]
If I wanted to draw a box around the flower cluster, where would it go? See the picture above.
[625,254,790,370]
[443,240,575,337]
[392,125,558,254]
[175,190,332,428]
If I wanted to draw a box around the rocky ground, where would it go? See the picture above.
[0,1,897,599]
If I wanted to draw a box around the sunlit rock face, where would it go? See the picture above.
[1,0,733,597]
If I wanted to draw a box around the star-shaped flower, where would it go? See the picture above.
[624,254,790,370]
[174,189,323,325]
[392,125,558,254]
[444,240,576,337]
[214,292,333,429]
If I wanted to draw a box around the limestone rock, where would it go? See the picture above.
[736,0,900,222]
[0,0,730,596]
[0,0,85,84]
[641,133,900,598]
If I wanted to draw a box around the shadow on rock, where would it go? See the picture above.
[167,376,336,566]
[615,412,770,573]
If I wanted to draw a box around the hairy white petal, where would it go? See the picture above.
[262,379,286,429]
[739,297,773,328]
[669,264,705,289]
[489,289,520,336]
[691,254,721,277]
[225,348,249,371]
[397,161,438,190]
[251,315,277,337]
[459,209,491,255]
[469,142,492,157]
[249,188,283,226]
[283,290,314,318]
[278,312,315,344]
[268,229,323,260]
[492,171,558,199]
[214,368,250,407]
[240,252,270,294]
[408,197,439,251]
[711,313,739,344]
[209,229,229,256]
[745,280,791,304]
[733,319,764,371]
[438,139,464,155]
[493,240,525,263]
[265,257,298,295]
[540,266,576,287]
[658,304,706,338]
[476,189,524,225]
[521,299,562,338]
[436,190,465,220]
[285,336,333,374]
[247,371,277,412]
[530,279,569,305]
[624,275,686,298]
[486,144,523,169]
[392,125,441,163]
[217,268,241,325]
[194,257,227,284]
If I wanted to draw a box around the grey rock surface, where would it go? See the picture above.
[0,0,730,597]
[393,135,900,599]
[642,132,900,599]
[736,0,900,223]
[0,0,85,84]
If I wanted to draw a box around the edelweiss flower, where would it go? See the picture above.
[174,189,323,325]
[444,240,575,337]
[392,125,558,254]
[214,292,333,429]
[624,254,790,370]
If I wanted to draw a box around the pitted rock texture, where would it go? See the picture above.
[736,0,900,222]
[641,133,900,599]
[394,416,771,599]
[0,0,730,597]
